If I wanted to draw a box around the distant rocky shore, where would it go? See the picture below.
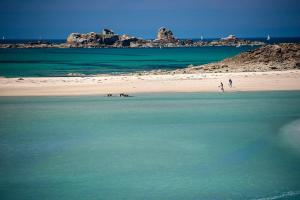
[0,27,265,49]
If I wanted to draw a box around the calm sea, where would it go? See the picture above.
[0,92,300,199]
[0,46,255,77]
[0,37,299,77]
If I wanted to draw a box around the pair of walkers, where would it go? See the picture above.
[219,79,233,92]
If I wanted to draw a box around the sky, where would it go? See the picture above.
[0,0,300,39]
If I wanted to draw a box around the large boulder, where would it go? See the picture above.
[102,29,114,35]
[118,34,139,46]
[156,27,175,42]
[101,34,119,45]
[66,29,119,45]
[66,33,81,44]
[66,32,98,44]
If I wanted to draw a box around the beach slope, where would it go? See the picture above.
[0,70,299,96]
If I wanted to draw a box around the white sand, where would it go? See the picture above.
[0,70,300,96]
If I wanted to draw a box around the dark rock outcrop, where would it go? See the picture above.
[102,29,114,35]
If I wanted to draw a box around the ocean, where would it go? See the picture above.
[0,92,300,199]
[0,46,254,77]
[1,37,299,78]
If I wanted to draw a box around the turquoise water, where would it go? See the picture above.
[0,92,300,199]
[0,47,254,77]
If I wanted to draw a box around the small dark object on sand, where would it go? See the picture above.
[120,93,132,97]
[18,78,24,81]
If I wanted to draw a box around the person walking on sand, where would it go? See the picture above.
[219,82,224,92]
[229,78,233,88]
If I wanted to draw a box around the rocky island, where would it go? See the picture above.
[0,27,265,48]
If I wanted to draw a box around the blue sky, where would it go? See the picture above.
[0,0,300,39]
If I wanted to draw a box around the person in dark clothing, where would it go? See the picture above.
[219,82,224,92]
[229,79,233,88]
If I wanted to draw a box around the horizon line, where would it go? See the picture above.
[2,36,300,40]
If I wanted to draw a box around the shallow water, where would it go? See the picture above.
[0,47,254,77]
[0,92,300,199]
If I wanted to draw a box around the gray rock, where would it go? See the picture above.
[156,27,176,42]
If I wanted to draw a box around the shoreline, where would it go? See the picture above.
[0,70,300,97]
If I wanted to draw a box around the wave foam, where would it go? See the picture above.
[252,190,300,200]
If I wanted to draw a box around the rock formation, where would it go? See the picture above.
[156,27,176,42]
[66,29,120,47]
[0,28,265,49]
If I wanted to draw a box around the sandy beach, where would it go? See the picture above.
[0,70,299,96]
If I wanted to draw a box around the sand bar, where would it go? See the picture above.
[0,70,299,96]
